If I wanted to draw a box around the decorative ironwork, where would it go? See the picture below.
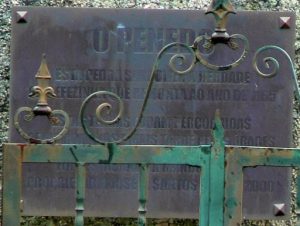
[253,45,300,102]
[206,0,235,44]
[80,0,250,144]
[14,54,70,144]
[138,164,149,226]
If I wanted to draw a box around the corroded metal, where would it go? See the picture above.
[75,163,86,226]
[138,164,149,226]
[253,45,300,102]
[13,55,70,144]
[2,143,212,226]
[206,0,235,44]
[209,110,225,225]
[7,0,300,225]
[2,145,22,226]
[5,112,300,226]
[224,146,300,225]
[80,32,249,145]
[10,7,295,218]
[79,0,251,145]
[30,54,56,115]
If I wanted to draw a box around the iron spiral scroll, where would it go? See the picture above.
[79,0,253,144]
[253,45,300,102]
[79,33,250,144]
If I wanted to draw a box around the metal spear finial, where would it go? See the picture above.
[206,0,236,43]
[29,54,56,115]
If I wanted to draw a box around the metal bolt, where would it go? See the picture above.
[273,203,285,216]
[16,11,28,23]
[279,17,291,29]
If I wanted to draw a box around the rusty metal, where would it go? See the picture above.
[5,111,300,226]
[79,0,250,145]
[5,0,300,225]
[224,146,300,225]
[30,54,56,115]
[79,34,248,144]
[138,164,149,226]
[253,45,300,101]
[10,7,295,217]
[75,162,86,226]
[206,0,235,44]
[3,115,217,226]
[13,55,70,144]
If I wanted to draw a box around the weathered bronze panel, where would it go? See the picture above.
[10,7,295,218]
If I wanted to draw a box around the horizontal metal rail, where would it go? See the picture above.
[2,143,216,226]
[3,118,300,225]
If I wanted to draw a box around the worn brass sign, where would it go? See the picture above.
[10,7,295,218]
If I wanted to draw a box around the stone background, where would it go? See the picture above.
[1,0,300,225]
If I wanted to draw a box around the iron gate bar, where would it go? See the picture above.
[75,162,86,226]
[138,164,149,226]
[2,144,21,226]
[209,110,225,225]
[5,117,300,225]
[225,147,300,225]
[2,143,213,225]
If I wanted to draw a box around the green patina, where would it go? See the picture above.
[2,0,300,225]
[2,114,221,226]
[4,114,300,226]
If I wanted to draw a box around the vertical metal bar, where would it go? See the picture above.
[138,164,148,226]
[296,168,300,225]
[224,148,243,226]
[199,149,210,226]
[2,144,22,226]
[208,111,225,226]
[75,162,86,226]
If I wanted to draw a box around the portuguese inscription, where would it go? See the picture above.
[11,7,294,218]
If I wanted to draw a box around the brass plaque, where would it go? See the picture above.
[10,7,295,218]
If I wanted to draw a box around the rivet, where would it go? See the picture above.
[16,11,28,23]
[279,17,291,29]
[273,203,285,216]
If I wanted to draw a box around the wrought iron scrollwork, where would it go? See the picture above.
[14,54,70,144]
[193,34,249,71]
[253,45,300,102]
[80,0,250,144]
[80,91,124,144]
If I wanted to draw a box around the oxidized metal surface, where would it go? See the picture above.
[13,55,70,143]
[224,146,300,225]
[79,5,249,145]
[75,163,85,226]
[138,164,149,226]
[2,114,222,225]
[3,143,211,222]
[10,7,295,218]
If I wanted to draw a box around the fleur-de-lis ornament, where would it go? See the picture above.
[29,54,56,115]
[206,0,235,43]
[14,54,70,144]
